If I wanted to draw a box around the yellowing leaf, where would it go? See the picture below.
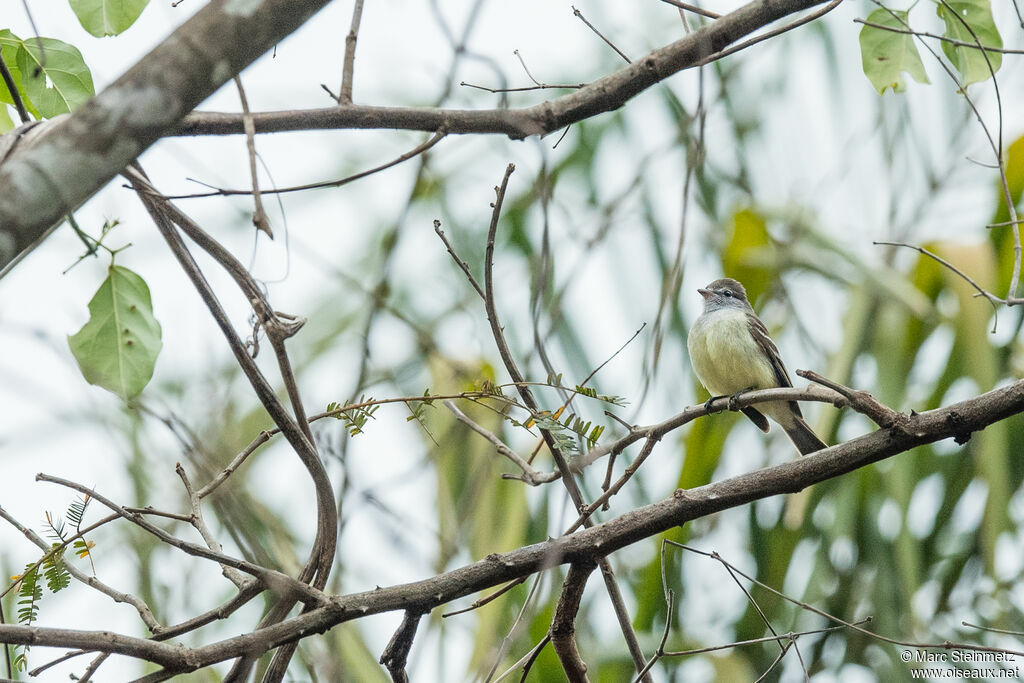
[722,207,773,305]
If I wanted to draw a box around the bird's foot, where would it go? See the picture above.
[728,388,755,412]
[703,396,724,412]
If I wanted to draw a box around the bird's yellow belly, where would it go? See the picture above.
[688,309,777,396]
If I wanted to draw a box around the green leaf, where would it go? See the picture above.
[15,37,95,117]
[68,265,162,400]
[936,0,1002,85]
[722,207,773,305]
[69,0,150,37]
[0,30,39,117]
[0,104,12,132]
[859,9,930,94]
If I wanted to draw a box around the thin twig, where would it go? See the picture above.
[0,507,161,630]
[434,219,485,299]
[0,53,30,123]
[484,572,547,682]
[934,0,1018,301]
[444,400,551,485]
[162,129,447,199]
[442,577,530,618]
[177,464,248,587]
[669,543,1024,658]
[697,0,843,66]
[853,20,1024,54]
[516,635,551,682]
[460,80,587,94]
[870,1,1021,306]
[233,75,272,238]
[795,369,902,428]
[479,163,652,680]
[34,474,327,606]
[572,6,631,64]
[873,241,1001,332]
[339,0,365,104]
[658,0,721,19]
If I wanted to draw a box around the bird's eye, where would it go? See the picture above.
[722,290,732,298]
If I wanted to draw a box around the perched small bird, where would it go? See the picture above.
[687,277,826,455]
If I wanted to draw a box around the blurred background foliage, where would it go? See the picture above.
[3,1,1024,681]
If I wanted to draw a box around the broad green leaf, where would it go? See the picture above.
[69,265,162,401]
[859,9,930,94]
[69,0,150,38]
[0,104,12,132]
[0,30,40,117]
[936,0,1002,85]
[15,37,94,117]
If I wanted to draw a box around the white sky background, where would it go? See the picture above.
[1,0,1023,680]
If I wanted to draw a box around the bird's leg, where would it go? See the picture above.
[703,395,726,412]
[728,387,756,412]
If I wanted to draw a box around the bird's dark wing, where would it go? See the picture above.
[745,310,803,417]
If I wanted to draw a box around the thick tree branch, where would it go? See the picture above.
[5,379,1021,675]
[0,0,333,267]
[173,0,828,140]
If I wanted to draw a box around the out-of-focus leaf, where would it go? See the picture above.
[425,354,531,678]
[932,240,1008,573]
[69,0,149,37]
[936,0,1002,85]
[858,9,930,94]
[990,134,1024,293]
[722,207,773,305]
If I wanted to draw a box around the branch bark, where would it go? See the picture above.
[0,0,333,268]
[4,378,1022,675]
[175,0,827,139]
[0,0,829,271]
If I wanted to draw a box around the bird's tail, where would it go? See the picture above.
[782,415,827,455]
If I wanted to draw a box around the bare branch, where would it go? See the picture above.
[853,19,1024,54]
[233,75,272,238]
[0,53,29,124]
[163,129,447,199]
[572,6,631,64]
[550,563,595,682]
[658,0,721,20]
[169,0,830,139]
[0,0,335,267]
[339,0,366,104]
[379,611,423,683]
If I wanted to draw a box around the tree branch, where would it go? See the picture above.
[4,378,1024,673]
[550,563,595,682]
[172,0,828,140]
[0,0,334,267]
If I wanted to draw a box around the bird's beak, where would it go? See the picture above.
[697,288,711,299]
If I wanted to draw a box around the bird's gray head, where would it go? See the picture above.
[697,277,752,313]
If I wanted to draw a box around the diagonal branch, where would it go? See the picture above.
[3,379,1024,674]
[172,0,829,139]
[0,0,335,267]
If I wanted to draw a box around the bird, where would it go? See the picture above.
[686,277,826,455]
